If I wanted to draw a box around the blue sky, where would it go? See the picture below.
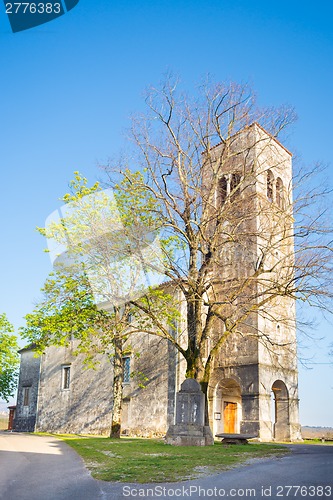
[0,1,332,426]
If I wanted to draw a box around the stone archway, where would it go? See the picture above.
[213,378,242,436]
[272,380,290,441]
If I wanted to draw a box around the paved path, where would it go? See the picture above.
[1,432,333,499]
[0,432,103,500]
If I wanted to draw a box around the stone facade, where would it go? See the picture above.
[15,332,180,436]
[15,124,302,441]
[14,347,41,432]
[206,124,301,441]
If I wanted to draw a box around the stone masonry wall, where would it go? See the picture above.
[14,348,41,432]
[36,333,177,437]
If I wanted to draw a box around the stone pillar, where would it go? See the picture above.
[166,379,214,446]
[240,394,260,436]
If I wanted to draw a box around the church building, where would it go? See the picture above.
[14,124,302,442]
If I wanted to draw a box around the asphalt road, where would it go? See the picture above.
[0,432,332,500]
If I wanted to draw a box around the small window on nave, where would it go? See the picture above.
[62,365,71,390]
[123,356,131,384]
[23,386,30,406]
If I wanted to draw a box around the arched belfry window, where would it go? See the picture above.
[230,173,241,201]
[267,170,274,202]
[219,176,228,205]
[276,177,284,208]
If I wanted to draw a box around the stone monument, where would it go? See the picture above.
[166,378,214,446]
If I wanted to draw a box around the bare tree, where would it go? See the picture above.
[104,78,333,420]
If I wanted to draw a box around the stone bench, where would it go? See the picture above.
[215,433,258,445]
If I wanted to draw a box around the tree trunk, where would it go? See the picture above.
[200,381,210,426]
[110,319,124,438]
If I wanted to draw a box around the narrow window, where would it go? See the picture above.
[230,173,241,201]
[276,177,284,208]
[122,357,130,384]
[219,176,228,204]
[23,387,30,406]
[267,170,274,202]
[62,366,71,390]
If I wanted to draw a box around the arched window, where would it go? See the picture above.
[230,173,241,201]
[267,170,274,202]
[276,177,284,208]
[219,176,228,205]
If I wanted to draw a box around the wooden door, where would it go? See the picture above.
[8,407,16,430]
[223,402,237,433]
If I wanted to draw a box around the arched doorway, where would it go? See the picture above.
[272,380,290,441]
[213,378,242,436]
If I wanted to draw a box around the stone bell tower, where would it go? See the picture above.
[206,123,301,441]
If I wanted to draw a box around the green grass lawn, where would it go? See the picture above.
[58,436,286,483]
[301,438,333,445]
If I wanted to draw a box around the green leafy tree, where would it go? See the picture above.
[22,172,179,437]
[0,313,19,402]
[22,267,134,437]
